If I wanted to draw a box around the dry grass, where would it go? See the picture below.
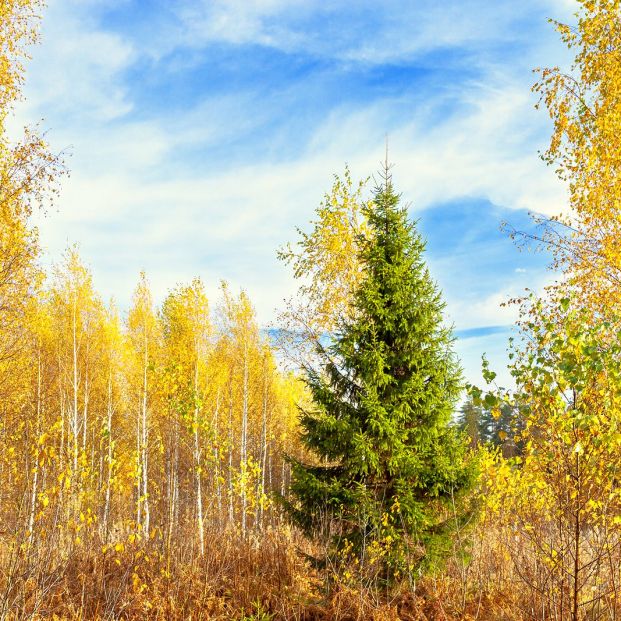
[0,522,554,621]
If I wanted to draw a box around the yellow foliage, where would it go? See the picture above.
[276,167,371,365]
[534,0,621,313]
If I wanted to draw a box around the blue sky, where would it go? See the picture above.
[12,0,577,388]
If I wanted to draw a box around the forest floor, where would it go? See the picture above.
[0,526,520,621]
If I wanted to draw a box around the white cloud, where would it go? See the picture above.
[14,0,569,335]
[176,0,311,49]
[167,0,577,67]
[444,275,554,332]
[455,331,514,390]
[25,71,566,322]
[306,81,567,217]
[549,0,580,15]
[448,290,520,331]
[31,86,563,324]
[10,0,134,131]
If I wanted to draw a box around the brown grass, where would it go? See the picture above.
[0,524,533,621]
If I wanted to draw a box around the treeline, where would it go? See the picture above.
[456,398,522,456]
[0,248,304,555]
[0,0,304,555]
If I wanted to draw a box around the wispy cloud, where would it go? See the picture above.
[18,2,134,124]
[169,0,578,66]
[13,0,576,387]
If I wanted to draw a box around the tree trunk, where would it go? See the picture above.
[71,295,79,479]
[103,368,113,542]
[27,348,42,550]
[213,390,222,524]
[256,359,268,531]
[141,328,150,537]
[228,377,234,525]
[194,360,204,554]
[240,342,248,535]
[572,451,581,621]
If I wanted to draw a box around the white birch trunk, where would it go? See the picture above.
[213,390,222,524]
[141,326,150,536]
[240,342,248,535]
[227,379,234,525]
[71,295,79,477]
[256,361,268,531]
[103,369,113,541]
[27,349,42,549]
[193,360,204,554]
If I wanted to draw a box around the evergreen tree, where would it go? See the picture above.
[285,167,474,577]
[457,398,483,449]
[457,396,524,457]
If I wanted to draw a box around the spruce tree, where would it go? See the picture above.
[285,167,474,577]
